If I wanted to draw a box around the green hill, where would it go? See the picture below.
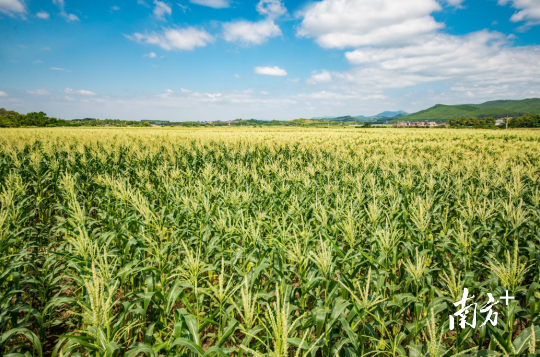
[470,100,518,109]
[394,98,540,122]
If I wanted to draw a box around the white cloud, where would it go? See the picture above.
[306,70,332,84]
[255,66,287,76]
[145,52,157,58]
[111,5,120,11]
[222,0,286,45]
[256,0,286,18]
[153,0,171,20]
[223,20,281,45]
[297,0,443,48]
[50,67,67,71]
[164,88,174,93]
[14,84,396,121]
[0,0,26,17]
[498,0,540,25]
[128,27,214,51]
[52,0,80,21]
[27,89,50,95]
[189,0,229,8]
[33,60,43,64]
[0,91,8,97]
[180,88,192,93]
[65,13,79,21]
[305,30,540,99]
[295,0,540,109]
[18,89,304,121]
[65,88,97,95]
[36,11,50,19]
[205,92,222,100]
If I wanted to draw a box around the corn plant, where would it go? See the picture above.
[0,127,539,356]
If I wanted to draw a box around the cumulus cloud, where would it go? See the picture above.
[145,52,157,58]
[50,67,67,71]
[111,5,120,11]
[254,66,287,76]
[53,0,79,21]
[297,0,443,48]
[222,0,286,45]
[0,91,8,97]
[223,20,281,45]
[189,0,229,8]
[65,88,97,95]
[306,70,332,84]
[128,27,214,51]
[0,0,26,17]
[256,0,286,18]
[306,30,540,99]
[295,0,540,108]
[36,11,50,19]
[153,0,171,20]
[498,0,540,26]
[205,92,222,100]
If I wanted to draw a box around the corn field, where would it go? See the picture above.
[1,127,539,357]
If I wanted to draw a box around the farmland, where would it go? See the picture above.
[1,127,540,356]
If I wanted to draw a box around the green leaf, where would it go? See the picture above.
[315,308,326,336]
[105,341,120,357]
[340,318,358,350]
[513,325,540,354]
[169,338,205,356]
[0,328,42,357]
[287,337,310,350]
[178,308,200,346]
[217,318,238,347]
[125,343,157,357]
[204,346,230,357]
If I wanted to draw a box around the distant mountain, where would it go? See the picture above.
[333,116,364,122]
[373,110,408,118]
[313,110,407,121]
[394,98,540,122]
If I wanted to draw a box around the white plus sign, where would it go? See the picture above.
[500,290,515,305]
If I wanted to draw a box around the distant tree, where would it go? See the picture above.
[483,116,496,125]
[508,114,540,128]
[0,108,21,127]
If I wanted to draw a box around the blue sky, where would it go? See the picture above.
[1,0,540,121]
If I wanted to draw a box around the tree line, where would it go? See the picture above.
[507,113,540,128]
[0,109,154,128]
[449,114,540,128]
[3,107,540,129]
